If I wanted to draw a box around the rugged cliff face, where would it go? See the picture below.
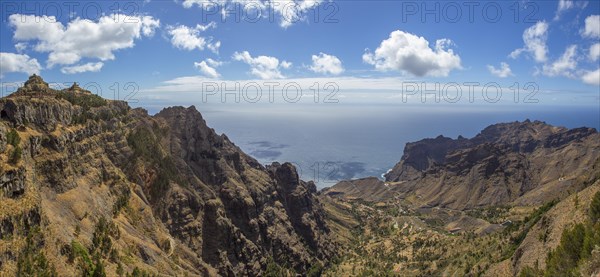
[379,120,600,210]
[322,120,600,276]
[0,75,335,276]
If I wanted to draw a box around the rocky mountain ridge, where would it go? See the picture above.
[321,120,600,276]
[327,120,599,210]
[2,74,598,276]
[0,75,335,276]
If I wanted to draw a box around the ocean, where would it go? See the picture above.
[136,85,600,189]
[189,103,600,189]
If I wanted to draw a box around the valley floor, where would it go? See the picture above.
[321,179,600,277]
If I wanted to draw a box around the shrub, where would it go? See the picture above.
[9,145,22,164]
[511,200,557,247]
[112,188,131,217]
[56,91,107,109]
[91,256,106,277]
[534,193,600,277]
[16,227,58,277]
[545,223,585,276]
[519,266,543,277]
[68,217,121,277]
[116,263,125,277]
[70,240,93,275]
[590,191,600,224]
[127,127,185,200]
[264,257,286,277]
[92,217,120,257]
[307,262,324,277]
[6,128,20,146]
[128,267,154,277]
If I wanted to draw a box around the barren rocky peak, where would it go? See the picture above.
[327,120,600,211]
[20,74,49,92]
[0,75,335,276]
[385,120,598,183]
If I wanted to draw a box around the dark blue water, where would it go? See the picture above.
[199,105,600,188]
[186,103,599,189]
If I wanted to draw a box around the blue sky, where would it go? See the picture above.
[0,0,599,107]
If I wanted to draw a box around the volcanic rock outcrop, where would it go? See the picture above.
[0,75,335,276]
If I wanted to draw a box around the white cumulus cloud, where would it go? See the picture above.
[309,53,344,75]
[232,51,291,79]
[582,15,600,38]
[167,22,220,53]
[582,68,600,86]
[270,0,323,28]
[554,1,587,20]
[487,62,514,78]
[0,52,42,77]
[362,30,461,77]
[281,60,292,69]
[558,0,574,11]
[181,0,323,28]
[590,43,600,61]
[8,14,160,69]
[510,21,549,63]
[194,58,222,78]
[542,45,578,78]
[14,42,28,53]
[60,62,104,74]
[182,0,225,9]
[554,0,573,20]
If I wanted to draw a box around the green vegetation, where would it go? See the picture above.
[55,91,109,124]
[127,126,185,199]
[68,217,121,277]
[544,223,588,276]
[510,200,558,248]
[466,205,510,224]
[6,128,21,146]
[263,257,293,277]
[91,257,106,277]
[518,265,544,277]
[590,191,600,224]
[307,262,324,277]
[92,217,120,257]
[9,145,22,164]
[520,191,600,277]
[325,198,548,276]
[69,240,94,275]
[127,127,160,161]
[56,91,107,109]
[116,263,125,277]
[71,112,95,125]
[6,129,22,164]
[112,187,131,217]
[126,267,155,277]
[16,227,58,277]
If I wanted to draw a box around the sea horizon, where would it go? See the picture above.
[132,101,600,189]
